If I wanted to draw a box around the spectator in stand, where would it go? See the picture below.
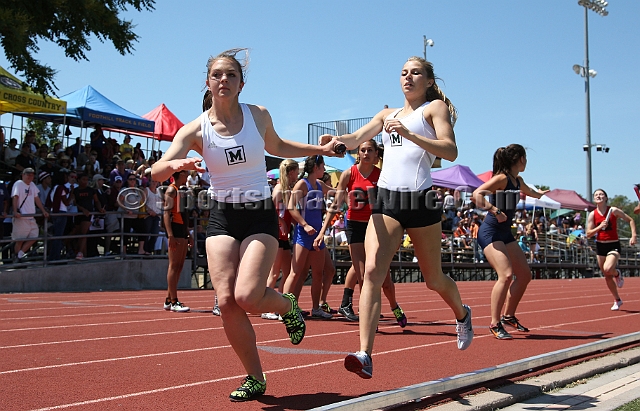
[142,179,162,255]
[4,138,20,166]
[11,168,49,262]
[118,173,145,254]
[57,155,72,171]
[0,178,8,249]
[186,170,199,188]
[103,175,123,255]
[34,146,49,172]
[82,153,101,177]
[23,130,38,154]
[109,159,129,183]
[134,142,145,161]
[76,143,92,169]
[90,125,107,163]
[52,142,63,155]
[443,190,455,231]
[63,147,77,170]
[47,169,71,261]
[70,173,105,260]
[70,137,83,159]
[14,143,36,173]
[36,171,52,206]
[40,153,58,177]
[453,219,472,249]
[119,135,134,162]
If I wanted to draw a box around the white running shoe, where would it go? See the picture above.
[456,304,474,350]
[261,312,280,320]
[611,300,623,311]
[344,351,373,379]
[615,269,624,288]
[212,295,220,316]
[163,300,171,310]
[171,301,190,312]
[311,307,333,319]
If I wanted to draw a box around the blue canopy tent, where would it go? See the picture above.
[15,85,154,133]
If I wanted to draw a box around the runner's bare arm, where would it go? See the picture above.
[251,105,339,158]
[151,118,205,182]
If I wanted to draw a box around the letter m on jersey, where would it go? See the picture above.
[225,146,247,166]
[390,132,402,147]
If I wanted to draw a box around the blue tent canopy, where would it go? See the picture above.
[324,154,356,172]
[15,85,154,133]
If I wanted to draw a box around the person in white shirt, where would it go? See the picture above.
[11,168,49,262]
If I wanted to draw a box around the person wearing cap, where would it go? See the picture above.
[36,171,52,207]
[109,158,130,184]
[70,173,105,260]
[119,135,134,162]
[11,168,49,262]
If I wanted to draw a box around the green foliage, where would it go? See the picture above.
[25,118,61,147]
[535,185,550,192]
[609,194,639,238]
[0,0,155,96]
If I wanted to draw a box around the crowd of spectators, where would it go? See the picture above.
[0,126,214,264]
[0,125,594,266]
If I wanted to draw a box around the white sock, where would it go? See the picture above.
[17,250,25,259]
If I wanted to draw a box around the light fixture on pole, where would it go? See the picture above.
[423,36,434,60]
[583,143,610,153]
[574,0,608,202]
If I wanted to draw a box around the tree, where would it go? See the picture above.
[609,195,639,239]
[26,118,61,148]
[0,0,155,96]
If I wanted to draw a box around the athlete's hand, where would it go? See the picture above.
[598,221,608,231]
[320,137,345,157]
[630,235,637,246]
[172,157,206,174]
[313,233,324,251]
[318,134,334,146]
[495,212,507,223]
[303,224,317,236]
[383,118,409,137]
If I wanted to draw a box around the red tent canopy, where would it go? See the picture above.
[105,103,184,141]
[477,170,493,183]
[545,189,595,211]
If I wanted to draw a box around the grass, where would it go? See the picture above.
[614,398,640,411]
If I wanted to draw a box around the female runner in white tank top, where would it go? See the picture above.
[152,49,342,401]
[319,57,473,379]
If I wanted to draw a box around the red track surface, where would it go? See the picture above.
[2,278,639,410]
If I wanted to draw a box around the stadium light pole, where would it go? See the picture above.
[423,36,434,60]
[575,0,608,202]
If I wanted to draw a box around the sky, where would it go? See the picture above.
[1,0,638,202]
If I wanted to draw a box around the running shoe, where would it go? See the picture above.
[320,302,338,314]
[501,315,529,332]
[611,299,623,311]
[281,293,306,345]
[163,299,171,310]
[261,312,280,320]
[170,301,190,312]
[392,304,407,328]
[615,269,624,288]
[456,304,474,350]
[344,351,373,379]
[338,304,359,321]
[75,252,83,260]
[212,295,220,316]
[490,322,513,340]
[229,374,266,402]
[311,307,333,319]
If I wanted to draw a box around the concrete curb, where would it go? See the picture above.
[426,346,640,411]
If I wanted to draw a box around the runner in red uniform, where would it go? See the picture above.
[586,189,637,310]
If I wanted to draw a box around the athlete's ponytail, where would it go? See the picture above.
[407,56,458,127]
[492,144,526,176]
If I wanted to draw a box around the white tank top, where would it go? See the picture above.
[200,103,270,203]
[378,102,436,191]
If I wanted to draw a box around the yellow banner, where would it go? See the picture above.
[0,66,67,114]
